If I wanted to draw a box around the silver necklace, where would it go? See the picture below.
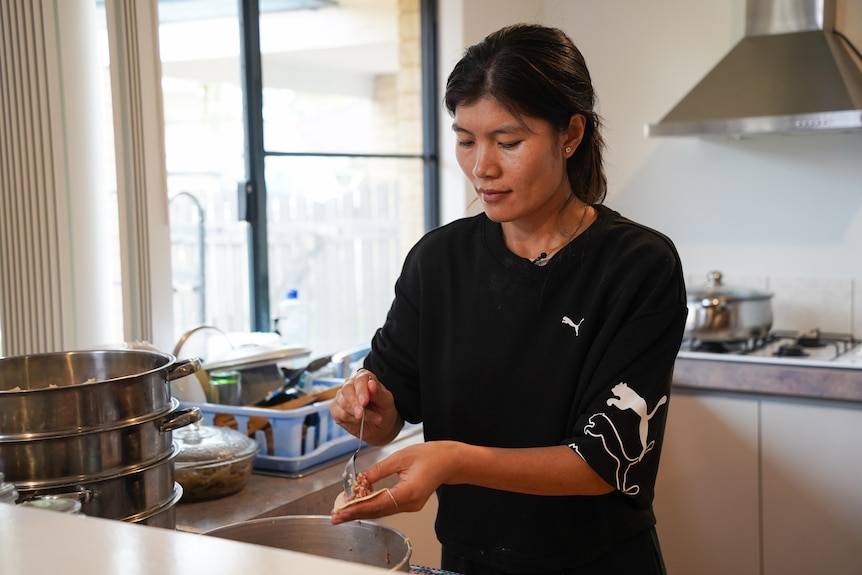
[530,204,591,266]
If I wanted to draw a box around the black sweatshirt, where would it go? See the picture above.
[364,204,688,572]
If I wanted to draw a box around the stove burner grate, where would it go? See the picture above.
[682,329,859,363]
[775,343,808,357]
[691,341,731,353]
[688,338,765,354]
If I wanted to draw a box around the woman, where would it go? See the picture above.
[330,23,687,575]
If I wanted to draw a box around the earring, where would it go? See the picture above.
[565,147,571,154]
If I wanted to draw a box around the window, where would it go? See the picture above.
[159,0,437,356]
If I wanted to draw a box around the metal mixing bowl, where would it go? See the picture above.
[204,515,412,571]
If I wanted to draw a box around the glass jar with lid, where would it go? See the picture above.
[174,422,258,501]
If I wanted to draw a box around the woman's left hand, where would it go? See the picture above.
[330,441,456,524]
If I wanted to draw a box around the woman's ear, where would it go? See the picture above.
[563,114,586,157]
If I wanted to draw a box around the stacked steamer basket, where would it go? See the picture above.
[0,350,201,528]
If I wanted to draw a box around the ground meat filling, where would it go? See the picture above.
[350,472,374,500]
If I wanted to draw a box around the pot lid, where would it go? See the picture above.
[174,422,258,469]
[687,271,773,302]
[204,345,309,371]
[172,325,310,371]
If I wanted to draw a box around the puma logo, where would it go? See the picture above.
[580,382,668,495]
[605,382,667,455]
[562,316,585,336]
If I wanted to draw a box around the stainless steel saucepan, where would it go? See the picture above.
[685,271,773,342]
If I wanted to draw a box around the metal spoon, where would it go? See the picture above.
[342,409,365,498]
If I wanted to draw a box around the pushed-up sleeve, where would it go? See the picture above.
[566,248,688,507]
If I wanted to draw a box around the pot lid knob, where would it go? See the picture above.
[706,271,723,288]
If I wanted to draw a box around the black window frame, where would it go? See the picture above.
[238,0,439,331]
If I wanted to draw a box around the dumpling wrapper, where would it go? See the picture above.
[332,488,390,512]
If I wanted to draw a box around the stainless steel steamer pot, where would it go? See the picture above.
[16,446,180,521]
[0,400,199,483]
[130,482,183,527]
[0,349,201,528]
[685,271,773,341]
[0,349,199,436]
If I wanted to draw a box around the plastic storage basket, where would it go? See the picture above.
[181,389,355,475]
[179,346,373,475]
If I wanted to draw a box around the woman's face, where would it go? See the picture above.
[452,96,576,225]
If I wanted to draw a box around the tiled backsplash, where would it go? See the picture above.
[684,271,858,336]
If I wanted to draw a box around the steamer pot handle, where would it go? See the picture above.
[165,357,202,381]
[24,489,94,505]
[158,407,202,433]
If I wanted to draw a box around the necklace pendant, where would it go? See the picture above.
[530,252,548,265]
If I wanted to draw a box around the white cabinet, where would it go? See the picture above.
[655,391,760,575]
[760,399,862,575]
[655,389,862,575]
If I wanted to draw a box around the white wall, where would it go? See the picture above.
[437,0,545,223]
[438,0,862,335]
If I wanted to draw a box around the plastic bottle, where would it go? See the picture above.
[274,288,309,347]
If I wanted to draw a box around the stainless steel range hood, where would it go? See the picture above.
[646,0,862,137]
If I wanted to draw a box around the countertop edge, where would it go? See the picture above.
[1,504,388,575]
[672,356,862,404]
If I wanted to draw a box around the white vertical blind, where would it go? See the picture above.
[0,0,114,356]
[105,0,174,351]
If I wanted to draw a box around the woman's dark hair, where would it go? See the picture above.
[444,23,607,205]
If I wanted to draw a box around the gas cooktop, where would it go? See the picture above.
[678,329,862,369]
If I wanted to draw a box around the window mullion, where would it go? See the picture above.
[238,0,270,332]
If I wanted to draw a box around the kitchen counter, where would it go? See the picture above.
[0,425,447,575]
[673,354,862,404]
[0,503,389,575]
[5,357,856,574]
[0,425,433,575]
[175,424,425,534]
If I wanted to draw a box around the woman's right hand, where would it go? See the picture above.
[330,368,403,446]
